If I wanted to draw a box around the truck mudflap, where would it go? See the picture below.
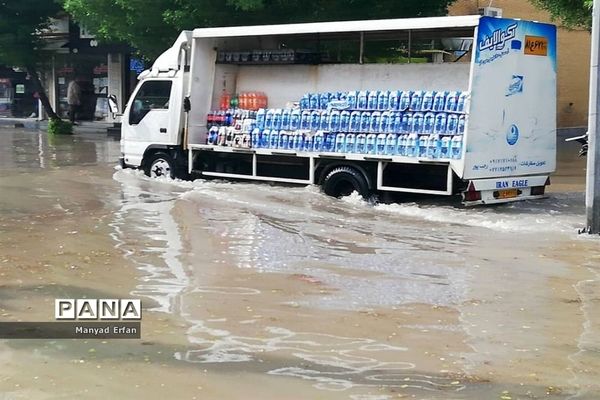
[462,175,551,205]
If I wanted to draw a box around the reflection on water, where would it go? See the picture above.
[111,170,190,313]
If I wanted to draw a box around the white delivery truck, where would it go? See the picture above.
[115,15,557,205]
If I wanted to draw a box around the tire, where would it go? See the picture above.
[144,152,176,179]
[321,166,370,198]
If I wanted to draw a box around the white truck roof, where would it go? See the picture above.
[192,15,481,39]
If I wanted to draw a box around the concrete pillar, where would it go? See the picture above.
[107,53,125,121]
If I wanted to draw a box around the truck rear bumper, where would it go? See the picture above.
[462,175,551,205]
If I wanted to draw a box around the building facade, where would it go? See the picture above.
[449,0,591,130]
[0,13,141,121]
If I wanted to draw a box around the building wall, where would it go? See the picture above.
[449,0,591,128]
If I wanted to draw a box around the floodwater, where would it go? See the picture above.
[0,128,599,399]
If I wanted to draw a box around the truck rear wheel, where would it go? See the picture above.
[144,152,176,179]
[322,166,370,198]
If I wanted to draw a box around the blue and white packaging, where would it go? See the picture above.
[303,134,313,152]
[346,91,358,109]
[281,109,291,130]
[272,109,283,131]
[445,91,459,112]
[251,128,260,148]
[309,93,319,109]
[355,133,367,153]
[427,134,441,159]
[406,133,418,157]
[422,91,434,111]
[433,113,447,134]
[368,91,379,110]
[457,91,469,113]
[396,134,407,156]
[313,131,325,152]
[433,91,447,112]
[345,133,356,153]
[385,133,397,155]
[323,132,335,152]
[357,91,369,109]
[300,110,311,130]
[292,132,304,151]
[399,91,411,111]
[278,130,290,149]
[385,112,396,133]
[380,111,390,133]
[259,129,270,148]
[457,115,466,135]
[419,134,429,158]
[388,91,400,110]
[440,136,451,158]
[256,109,266,130]
[392,112,403,134]
[376,133,387,155]
[290,109,301,130]
[320,111,330,131]
[350,111,361,132]
[423,112,435,134]
[400,112,413,134]
[269,129,279,149]
[340,110,351,132]
[265,109,275,129]
[320,92,330,110]
[412,112,424,134]
[309,110,321,131]
[451,135,463,159]
[329,110,341,132]
[300,94,310,110]
[335,133,346,152]
[370,111,381,133]
[410,91,423,111]
[446,114,458,135]
[360,111,371,132]
[207,126,219,145]
[377,91,390,110]
[366,133,377,154]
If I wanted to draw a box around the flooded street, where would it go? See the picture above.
[1,128,599,399]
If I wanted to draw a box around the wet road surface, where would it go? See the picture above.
[0,128,599,399]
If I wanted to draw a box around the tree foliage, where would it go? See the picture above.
[529,0,593,30]
[64,0,455,59]
[0,0,64,120]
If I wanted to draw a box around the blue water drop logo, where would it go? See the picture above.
[506,124,519,145]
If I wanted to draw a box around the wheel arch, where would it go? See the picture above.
[141,144,185,170]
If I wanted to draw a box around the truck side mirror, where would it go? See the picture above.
[184,96,191,112]
[108,94,121,117]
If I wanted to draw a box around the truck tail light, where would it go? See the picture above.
[464,182,481,202]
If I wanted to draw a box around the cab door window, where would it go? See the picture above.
[129,81,172,125]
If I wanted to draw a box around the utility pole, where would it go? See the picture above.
[587,0,600,234]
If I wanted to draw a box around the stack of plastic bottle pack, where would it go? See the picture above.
[207,89,469,160]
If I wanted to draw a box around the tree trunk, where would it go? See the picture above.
[24,64,60,121]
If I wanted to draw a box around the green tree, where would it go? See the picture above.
[0,1,63,120]
[529,0,593,30]
[64,0,455,59]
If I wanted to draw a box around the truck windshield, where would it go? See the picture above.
[129,80,172,125]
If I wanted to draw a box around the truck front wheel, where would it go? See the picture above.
[322,166,370,198]
[144,152,176,179]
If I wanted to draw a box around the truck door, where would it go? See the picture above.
[121,80,174,167]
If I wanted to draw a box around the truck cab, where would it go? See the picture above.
[120,32,191,177]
